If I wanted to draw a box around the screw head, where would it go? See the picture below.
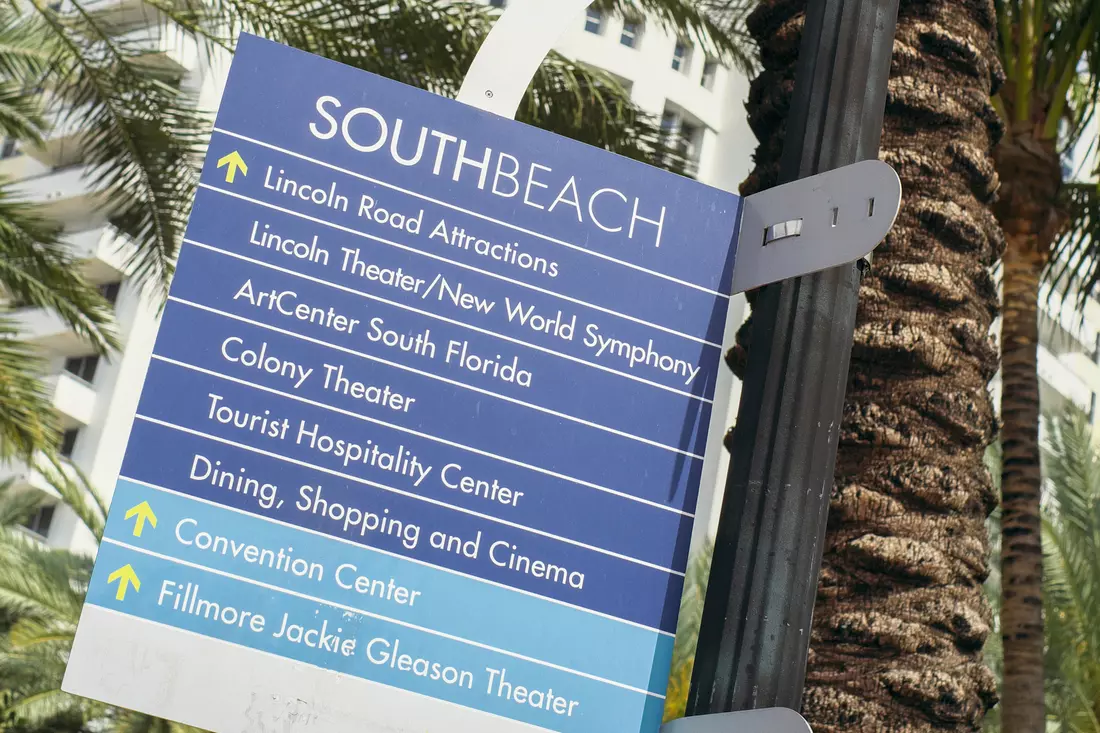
[485,89,494,98]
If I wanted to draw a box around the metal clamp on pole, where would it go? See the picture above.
[662,707,812,733]
[731,160,900,293]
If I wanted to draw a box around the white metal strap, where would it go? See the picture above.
[457,0,596,119]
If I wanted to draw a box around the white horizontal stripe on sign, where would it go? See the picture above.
[64,604,556,733]
[122,476,678,638]
[133,412,687,578]
[184,237,714,401]
[151,352,694,518]
[193,187,721,349]
[103,538,665,699]
[168,295,707,461]
[212,126,732,300]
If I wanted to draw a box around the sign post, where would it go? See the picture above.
[686,0,901,719]
[61,19,897,733]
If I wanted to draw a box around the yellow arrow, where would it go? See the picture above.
[107,565,140,601]
[217,150,248,183]
[124,501,157,538]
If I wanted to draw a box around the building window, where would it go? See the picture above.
[660,109,678,131]
[98,281,121,306]
[660,107,703,177]
[701,57,719,89]
[620,18,643,48]
[680,120,702,161]
[489,0,507,7]
[672,40,692,72]
[64,354,100,384]
[0,138,17,159]
[23,504,55,539]
[584,9,604,34]
[59,428,79,458]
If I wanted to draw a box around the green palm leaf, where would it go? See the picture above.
[0,320,59,462]
[0,468,188,731]
[0,187,117,354]
[1049,182,1100,310]
[1039,411,1100,733]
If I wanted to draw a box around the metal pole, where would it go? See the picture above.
[686,0,900,715]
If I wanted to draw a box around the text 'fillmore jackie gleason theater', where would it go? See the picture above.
[62,33,745,733]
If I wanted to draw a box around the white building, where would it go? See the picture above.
[0,5,221,555]
[4,2,755,553]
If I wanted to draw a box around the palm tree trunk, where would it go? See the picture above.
[735,0,1004,729]
[993,116,1064,732]
[997,234,1046,733]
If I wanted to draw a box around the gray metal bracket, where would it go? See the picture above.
[732,159,901,293]
[661,707,813,733]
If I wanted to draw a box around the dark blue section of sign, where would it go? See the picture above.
[193,138,733,348]
[210,35,741,296]
[166,241,715,461]
[184,186,725,391]
[133,347,696,568]
[157,274,706,512]
[120,415,686,633]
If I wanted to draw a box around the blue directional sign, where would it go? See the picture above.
[63,34,743,733]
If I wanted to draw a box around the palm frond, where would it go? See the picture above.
[0,320,59,462]
[1046,182,1100,309]
[0,7,52,82]
[34,462,105,542]
[0,81,45,144]
[520,52,692,172]
[0,531,89,623]
[996,0,1100,144]
[0,465,196,733]
[663,537,713,722]
[594,0,758,75]
[0,184,117,354]
[32,1,208,297]
[1040,410,1100,733]
[110,709,207,733]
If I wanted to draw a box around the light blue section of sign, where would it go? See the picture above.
[104,478,674,694]
[86,541,667,733]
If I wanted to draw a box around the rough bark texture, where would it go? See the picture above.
[729,0,1005,729]
[993,117,1063,733]
[996,241,1045,733]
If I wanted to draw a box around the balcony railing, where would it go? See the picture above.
[11,306,87,354]
[24,103,93,168]
[64,225,133,278]
[46,371,97,426]
[118,23,198,74]
[1038,344,1094,412]
[14,164,107,221]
